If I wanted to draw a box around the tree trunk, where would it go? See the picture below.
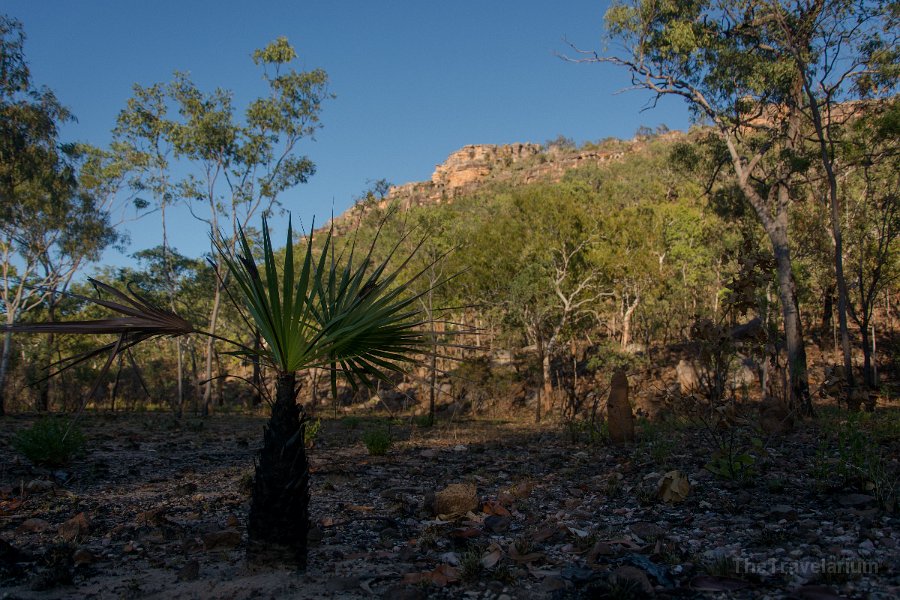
[201,281,224,416]
[621,294,640,350]
[535,333,544,424]
[771,232,812,415]
[175,341,184,417]
[247,372,310,567]
[821,285,834,336]
[860,319,874,388]
[0,329,11,416]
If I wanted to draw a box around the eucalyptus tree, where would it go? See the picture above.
[841,101,900,387]
[764,0,899,393]
[0,15,119,414]
[577,0,821,413]
[466,183,605,422]
[113,82,187,411]
[132,37,331,413]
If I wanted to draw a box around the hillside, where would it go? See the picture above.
[327,133,681,231]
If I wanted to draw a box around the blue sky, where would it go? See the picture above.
[5,0,690,268]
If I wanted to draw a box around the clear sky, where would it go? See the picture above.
[4,0,690,268]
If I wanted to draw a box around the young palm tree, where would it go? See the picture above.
[4,216,442,567]
[219,218,435,565]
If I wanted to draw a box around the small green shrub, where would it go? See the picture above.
[342,416,362,429]
[362,429,392,456]
[14,417,86,467]
[412,414,434,428]
[585,341,648,374]
[304,418,322,448]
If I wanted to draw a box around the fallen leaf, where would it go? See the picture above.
[403,564,460,587]
[481,544,503,568]
[532,525,559,543]
[447,527,481,541]
[482,500,511,517]
[567,526,589,538]
[58,512,90,542]
[72,548,96,566]
[16,518,51,534]
[202,529,241,550]
[658,470,691,503]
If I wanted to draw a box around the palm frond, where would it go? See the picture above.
[217,216,441,394]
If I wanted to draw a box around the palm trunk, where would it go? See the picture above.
[247,372,310,566]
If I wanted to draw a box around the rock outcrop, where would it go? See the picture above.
[329,138,646,231]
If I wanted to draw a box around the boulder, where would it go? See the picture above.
[433,483,478,517]
[676,359,700,394]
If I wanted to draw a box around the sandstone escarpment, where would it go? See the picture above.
[330,136,651,231]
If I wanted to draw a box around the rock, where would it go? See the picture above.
[770,505,798,521]
[325,576,361,592]
[431,144,541,190]
[612,565,654,594]
[72,548,96,566]
[538,576,567,593]
[177,559,199,581]
[731,358,759,389]
[58,513,90,542]
[658,470,691,504]
[483,515,511,533]
[606,369,635,444]
[307,526,325,544]
[630,522,665,539]
[837,493,876,508]
[676,359,700,394]
[25,479,55,494]
[420,448,439,459]
[17,518,51,534]
[381,585,427,600]
[202,529,241,550]
[759,397,793,434]
[433,483,478,517]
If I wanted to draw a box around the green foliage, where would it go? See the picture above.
[638,417,677,465]
[342,415,362,429]
[13,417,85,467]
[585,342,643,374]
[361,429,392,456]
[412,414,434,428]
[564,418,609,445]
[217,216,431,389]
[303,418,321,448]
[818,412,899,511]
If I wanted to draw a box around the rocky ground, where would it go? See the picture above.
[0,406,898,599]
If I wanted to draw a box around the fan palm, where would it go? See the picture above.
[4,216,442,567]
[217,217,435,565]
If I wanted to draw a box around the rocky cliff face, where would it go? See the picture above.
[330,137,645,229]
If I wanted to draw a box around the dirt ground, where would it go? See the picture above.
[1,407,898,599]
